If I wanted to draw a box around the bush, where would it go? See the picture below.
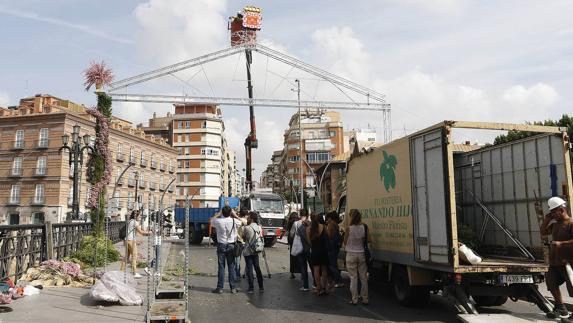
[72,235,120,267]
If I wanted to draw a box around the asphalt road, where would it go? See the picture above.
[166,239,555,323]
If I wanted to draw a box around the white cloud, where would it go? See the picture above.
[0,7,134,44]
[0,92,10,107]
[113,101,152,125]
[311,26,370,82]
[502,83,559,107]
[134,0,228,65]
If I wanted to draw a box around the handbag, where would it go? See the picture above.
[231,219,244,257]
[290,222,304,256]
[363,224,373,271]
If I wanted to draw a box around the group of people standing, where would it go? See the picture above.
[210,206,266,294]
[286,208,371,305]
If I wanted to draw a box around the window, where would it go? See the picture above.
[9,213,20,225]
[287,143,300,150]
[68,187,73,205]
[34,184,45,203]
[201,148,219,156]
[289,130,300,138]
[292,179,300,187]
[39,128,49,147]
[10,185,20,203]
[202,121,207,128]
[14,130,24,148]
[12,157,22,175]
[89,136,95,148]
[288,167,301,174]
[69,162,75,177]
[32,212,45,224]
[178,121,183,129]
[329,131,336,137]
[184,147,190,155]
[127,192,133,209]
[85,186,91,206]
[177,134,182,142]
[306,152,331,164]
[185,121,190,128]
[113,191,120,209]
[36,156,47,175]
[288,155,300,163]
[117,143,123,154]
[177,147,183,154]
[185,161,190,168]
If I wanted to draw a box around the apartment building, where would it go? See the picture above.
[0,94,177,225]
[282,110,344,192]
[143,104,238,208]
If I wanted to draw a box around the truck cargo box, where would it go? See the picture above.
[345,121,572,273]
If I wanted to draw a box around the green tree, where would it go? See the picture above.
[494,114,573,145]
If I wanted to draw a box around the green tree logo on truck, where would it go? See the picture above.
[380,150,397,192]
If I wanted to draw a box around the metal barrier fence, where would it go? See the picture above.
[0,221,123,283]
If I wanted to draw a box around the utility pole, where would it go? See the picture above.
[295,79,304,212]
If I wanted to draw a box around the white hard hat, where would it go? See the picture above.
[548,196,567,211]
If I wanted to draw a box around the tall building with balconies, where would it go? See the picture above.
[282,110,344,193]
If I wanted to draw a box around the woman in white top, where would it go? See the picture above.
[120,210,151,278]
[343,209,372,305]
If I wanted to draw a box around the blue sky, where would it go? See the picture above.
[1,0,572,179]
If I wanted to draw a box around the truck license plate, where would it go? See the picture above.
[499,275,533,284]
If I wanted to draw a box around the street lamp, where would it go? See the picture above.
[60,124,94,221]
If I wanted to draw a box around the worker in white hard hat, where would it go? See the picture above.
[540,196,573,319]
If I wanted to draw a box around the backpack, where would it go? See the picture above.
[248,225,265,254]
[119,223,127,240]
[119,219,133,240]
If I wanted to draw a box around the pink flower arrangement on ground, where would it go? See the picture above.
[40,260,82,278]
[83,61,114,91]
[86,107,112,208]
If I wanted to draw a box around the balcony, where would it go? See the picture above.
[12,141,25,150]
[169,166,175,173]
[7,197,20,206]
[160,163,166,172]
[10,169,23,177]
[31,197,45,206]
[36,139,49,149]
[128,179,136,187]
[129,156,137,165]
[140,158,148,167]
[150,161,157,169]
[116,152,125,162]
[149,182,157,190]
[33,168,47,177]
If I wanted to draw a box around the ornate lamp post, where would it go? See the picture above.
[60,125,94,220]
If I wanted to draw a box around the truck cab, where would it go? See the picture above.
[241,192,285,247]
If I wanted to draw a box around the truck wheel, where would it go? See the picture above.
[472,295,508,307]
[189,226,203,245]
[264,237,277,248]
[392,266,430,307]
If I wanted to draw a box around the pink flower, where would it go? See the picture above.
[83,61,114,91]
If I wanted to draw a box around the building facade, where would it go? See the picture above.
[0,94,177,225]
[283,110,344,193]
[143,104,239,208]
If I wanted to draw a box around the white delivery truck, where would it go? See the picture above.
[241,191,285,247]
[340,120,573,314]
